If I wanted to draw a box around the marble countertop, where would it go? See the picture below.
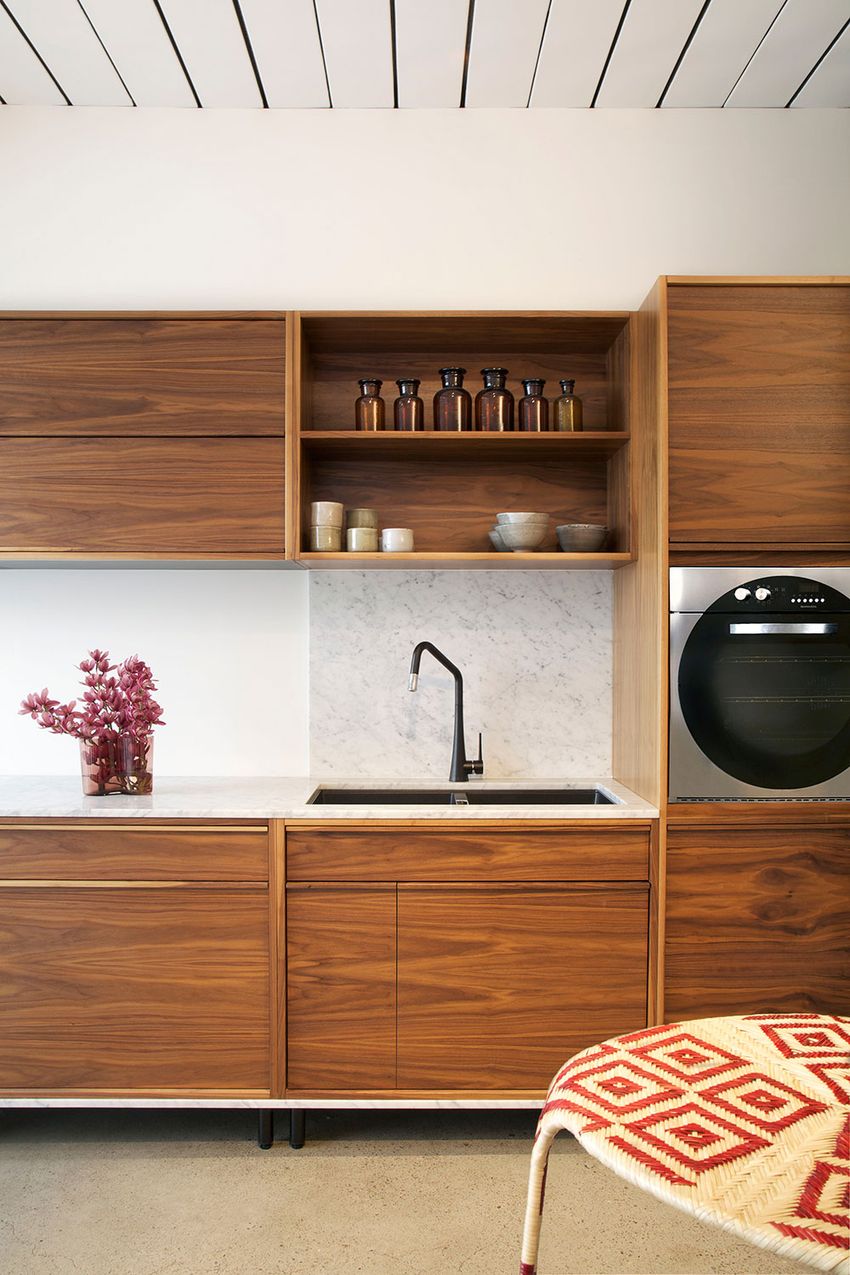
[0,776,657,819]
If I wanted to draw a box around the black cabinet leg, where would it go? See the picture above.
[289,1108,306,1149]
[258,1109,274,1149]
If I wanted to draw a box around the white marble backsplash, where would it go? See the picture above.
[310,571,612,779]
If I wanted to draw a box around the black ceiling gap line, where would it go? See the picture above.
[231,0,268,108]
[150,0,201,107]
[590,0,632,108]
[526,0,552,108]
[656,0,713,107]
[311,0,333,108]
[76,0,136,106]
[459,0,475,107]
[786,15,849,106]
[389,0,399,108]
[721,0,788,106]
[0,0,70,104]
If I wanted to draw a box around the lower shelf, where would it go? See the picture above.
[297,551,634,570]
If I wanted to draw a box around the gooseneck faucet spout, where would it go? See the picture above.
[407,641,484,783]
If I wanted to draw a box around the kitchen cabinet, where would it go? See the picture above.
[285,824,651,1096]
[0,821,274,1094]
[666,282,850,553]
[290,312,633,570]
[665,819,850,1020]
[0,315,286,559]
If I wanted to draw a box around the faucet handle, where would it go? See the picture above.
[471,731,484,776]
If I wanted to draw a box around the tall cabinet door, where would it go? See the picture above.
[286,884,397,1090]
[665,825,850,1020]
[397,885,649,1091]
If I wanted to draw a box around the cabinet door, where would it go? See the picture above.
[0,886,270,1091]
[397,885,648,1091]
[286,884,396,1090]
[665,826,850,1020]
[668,285,850,546]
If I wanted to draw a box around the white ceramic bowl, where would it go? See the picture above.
[496,512,549,526]
[499,523,548,552]
[556,523,608,552]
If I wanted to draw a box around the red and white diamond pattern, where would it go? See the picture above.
[529,1014,850,1275]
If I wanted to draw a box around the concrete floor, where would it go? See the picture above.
[0,1109,808,1275]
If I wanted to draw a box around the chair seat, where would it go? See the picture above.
[520,1014,850,1274]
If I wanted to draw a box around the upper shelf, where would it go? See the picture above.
[300,430,629,460]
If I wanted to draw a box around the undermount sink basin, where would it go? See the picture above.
[308,786,617,806]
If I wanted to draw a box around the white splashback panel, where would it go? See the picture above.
[310,571,612,780]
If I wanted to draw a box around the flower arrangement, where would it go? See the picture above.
[20,649,165,796]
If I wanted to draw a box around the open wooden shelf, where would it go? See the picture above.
[297,551,634,570]
[300,430,629,461]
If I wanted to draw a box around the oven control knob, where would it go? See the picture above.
[755,586,772,602]
[734,587,751,601]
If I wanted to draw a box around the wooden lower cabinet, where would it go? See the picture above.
[285,824,653,1095]
[665,824,850,1020]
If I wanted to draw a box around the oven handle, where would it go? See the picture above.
[729,622,838,635]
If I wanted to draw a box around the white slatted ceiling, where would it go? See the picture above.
[464,0,551,108]
[5,0,130,105]
[395,0,469,108]
[663,0,784,107]
[530,0,625,108]
[595,0,706,107]
[314,0,394,107]
[157,0,262,107]
[726,0,850,106]
[792,21,850,105]
[0,6,65,104]
[237,0,328,108]
[79,0,196,107]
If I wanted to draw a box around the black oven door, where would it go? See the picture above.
[678,613,850,789]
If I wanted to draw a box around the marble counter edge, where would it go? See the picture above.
[0,776,659,820]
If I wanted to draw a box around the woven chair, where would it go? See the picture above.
[520,1013,850,1275]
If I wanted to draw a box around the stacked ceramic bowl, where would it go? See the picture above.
[310,501,344,552]
[491,511,550,553]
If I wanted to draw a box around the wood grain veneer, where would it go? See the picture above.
[0,318,286,436]
[285,826,651,881]
[397,885,648,1089]
[286,884,397,1089]
[0,823,269,881]
[667,284,850,546]
[0,437,286,555]
[665,826,850,1019]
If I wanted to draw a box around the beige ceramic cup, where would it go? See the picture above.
[381,527,414,553]
[310,501,344,529]
[346,507,379,530]
[310,525,342,552]
[347,527,378,552]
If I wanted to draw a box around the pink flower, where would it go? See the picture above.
[19,651,165,744]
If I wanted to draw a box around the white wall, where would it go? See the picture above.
[0,107,848,777]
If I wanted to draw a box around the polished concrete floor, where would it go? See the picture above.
[0,1109,807,1275]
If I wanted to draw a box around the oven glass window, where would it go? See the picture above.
[678,614,850,788]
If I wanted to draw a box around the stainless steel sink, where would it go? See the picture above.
[308,787,617,806]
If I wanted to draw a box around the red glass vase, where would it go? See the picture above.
[79,735,154,796]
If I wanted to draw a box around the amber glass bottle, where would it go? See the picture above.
[518,378,548,432]
[433,367,472,431]
[355,378,385,431]
[394,379,425,432]
[553,379,583,432]
[476,368,514,431]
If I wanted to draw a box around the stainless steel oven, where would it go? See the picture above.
[670,567,850,801]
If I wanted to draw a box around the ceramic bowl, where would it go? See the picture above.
[556,523,608,553]
[496,511,549,526]
[499,523,548,552]
[488,527,511,552]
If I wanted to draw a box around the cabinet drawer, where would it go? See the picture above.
[0,823,269,881]
[285,826,650,881]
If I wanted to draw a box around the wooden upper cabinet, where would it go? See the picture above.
[0,315,287,558]
[667,284,850,547]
